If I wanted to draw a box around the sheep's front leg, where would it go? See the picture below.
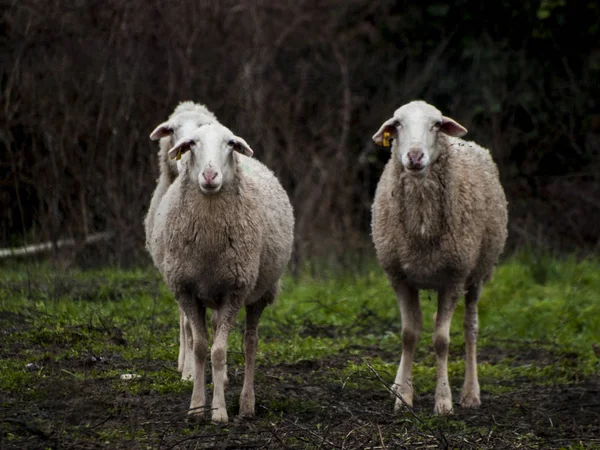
[391,280,421,410]
[179,296,208,419]
[211,310,228,388]
[211,301,242,423]
[461,282,482,408]
[432,286,460,414]
[240,292,272,418]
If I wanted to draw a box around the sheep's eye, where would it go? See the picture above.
[434,121,442,129]
[228,140,240,150]
[393,120,401,128]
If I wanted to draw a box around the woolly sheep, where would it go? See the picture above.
[371,100,508,414]
[144,101,219,379]
[148,122,294,423]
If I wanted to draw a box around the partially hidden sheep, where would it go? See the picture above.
[148,122,294,423]
[144,101,218,379]
[371,100,508,414]
[145,101,218,246]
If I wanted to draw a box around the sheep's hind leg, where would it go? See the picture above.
[391,280,421,411]
[240,286,276,418]
[178,305,185,372]
[179,305,194,381]
[211,300,243,423]
[433,286,460,414]
[179,295,209,420]
[460,282,482,408]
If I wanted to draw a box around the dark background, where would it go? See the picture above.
[2,0,599,268]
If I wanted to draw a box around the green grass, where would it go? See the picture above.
[0,252,599,448]
[261,253,600,384]
[1,253,599,388]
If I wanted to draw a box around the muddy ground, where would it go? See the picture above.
[2,335,599,449]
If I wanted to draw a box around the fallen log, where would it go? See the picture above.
[0,232,113,258]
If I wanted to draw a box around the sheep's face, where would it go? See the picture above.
[372,101,467,176]
[168,124,253,195]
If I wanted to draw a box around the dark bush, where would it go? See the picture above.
[1,0,599,266]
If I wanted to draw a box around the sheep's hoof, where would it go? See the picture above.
[433,400,453,415]
[239,389,255,418]
[211,409,229,424]
[460,391,481,408]
[239,405,255,418]
[393,397,413,412]
[239,409,255,419]
[186,410,205,422]
[238,398,255,418]
[181,371,193,381]
[391,384,413,408]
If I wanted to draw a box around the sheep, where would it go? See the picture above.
[370,100,508,415]
[145,101,218,259]
[144,101,219,380]
[147,122,294,423]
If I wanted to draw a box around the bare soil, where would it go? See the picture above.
[1,342,599,450]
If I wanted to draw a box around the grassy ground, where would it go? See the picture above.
[0,253,599,449]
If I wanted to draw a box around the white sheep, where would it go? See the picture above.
[145,101,219,380]
[371,100,508,414]
[148,122,294,423]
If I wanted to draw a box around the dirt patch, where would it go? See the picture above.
[2,349,598,450]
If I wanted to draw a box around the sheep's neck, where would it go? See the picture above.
[173,165,247,269]
[178,164,243,214]
[394,157,451,241]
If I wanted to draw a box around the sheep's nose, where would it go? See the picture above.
[203,169,218,182]
[408,149,424,165]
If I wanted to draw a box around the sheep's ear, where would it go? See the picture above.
[149,122,173,141]
[229,136,254,157]
[168,138,195,161]
[440,116,467,137]
[372,118,399,147]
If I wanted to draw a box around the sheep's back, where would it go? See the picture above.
[455,140,508,283]
[239,156,295,300]
[144,139,179,257]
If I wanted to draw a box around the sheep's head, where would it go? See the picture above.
[149,107,218,174]
[150,110,217,144]
[372,101,467,176]
[168,123,253,195]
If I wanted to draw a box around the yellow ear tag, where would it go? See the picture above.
[382,131,391,147]
[175,148,182,161]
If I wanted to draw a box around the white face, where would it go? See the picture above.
[394,102,443,173]
[372,101,467,176]
[168,124,253,195]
